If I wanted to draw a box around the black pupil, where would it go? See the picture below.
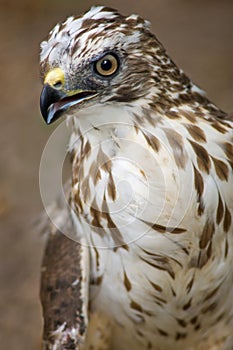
[101,59,112,71]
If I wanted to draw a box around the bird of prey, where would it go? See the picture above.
[39,6,233,350]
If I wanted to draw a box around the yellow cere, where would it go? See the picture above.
[44,68,65,87]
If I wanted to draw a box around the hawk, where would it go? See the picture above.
[39,6,233,350]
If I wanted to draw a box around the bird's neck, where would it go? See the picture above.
[68,102,143,156]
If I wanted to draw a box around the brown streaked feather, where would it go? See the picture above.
[142,219,186,234]
[211,156,229,182]
[123,270,132,292]
[142,129,160,152]
[163,128,188,169]
[197,241,212,269]
[223,205,232,233]
[40,196,89,350]
[199,220,215,249]
[189,140,211,174]
[193,164,205,215]
[107,172,117,201]
[184,124,207,143]
[216,191,224,225]
[223,142,233,162]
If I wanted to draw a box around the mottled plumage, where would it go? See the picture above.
[39,6,233,350]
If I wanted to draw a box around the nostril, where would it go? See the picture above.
[53,81,63,89]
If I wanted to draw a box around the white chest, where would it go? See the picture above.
[71,119,197,246]
[69,107,233,349]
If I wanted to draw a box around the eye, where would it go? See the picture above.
[94,54,119,77]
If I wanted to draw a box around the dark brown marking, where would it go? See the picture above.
[227,161,233,172]
[136,330,144,337]
[153,295,167,304]
[134,123,139,134]
[81,18,99,29]
[225,238,229,258]
[69,148,75,163]
[142,106,158,127]
[193,164,204,216]
[83,140,91,158]
[97,147,112,173]
[143,247,183,268]
[107,172,117,201]
[171,287,176,297]
[199,220,215,249]
[197,241,212,268]
[185,124,206,143]
[181,110,197,123]
[140,168,146,179]
[155,301,163,307]
[224,142,233,162]
[74,189,83,214]
[144,310,154,317]
[190,316,198,325]
[175,332,187,340]
[186,275,195,293]
[163,128,187,169]
[198,200,205,216]
[194,324,201,331]
[104,211,129,250]
[216,192,224,225]
[133,113,143,125]
[176,318,187,328]
[215,312,226,323]
[93,246,100,270]
[166,110,181,119]
[203,284,221,302]
[141,256,175,279]
[95,275,103,285]
[157,328,169,337]
[183,298,192,310]
[90,199,103,230]
[193,165,204,197]
[223,205,232,232]
[201,302,218,314]
[143,220,186,234]
[150,280,163,292]
[123,271,132,291]
[189,140,211,174]
[142,130,160,152]
[89,161,102,185]
[211,156,229,181]
[130,300,143,312]
[211,121,228,134]
[181,246,190,255]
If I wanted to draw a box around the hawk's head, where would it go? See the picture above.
[40,6,191,124]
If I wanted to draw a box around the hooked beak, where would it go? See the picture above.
[40,68,97,124]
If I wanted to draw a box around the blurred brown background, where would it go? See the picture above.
[0,0,232,349]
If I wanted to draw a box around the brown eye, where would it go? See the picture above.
[95,54,119,76]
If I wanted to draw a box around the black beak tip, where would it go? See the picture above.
[40,83,64,125]
[40,96,49,124]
